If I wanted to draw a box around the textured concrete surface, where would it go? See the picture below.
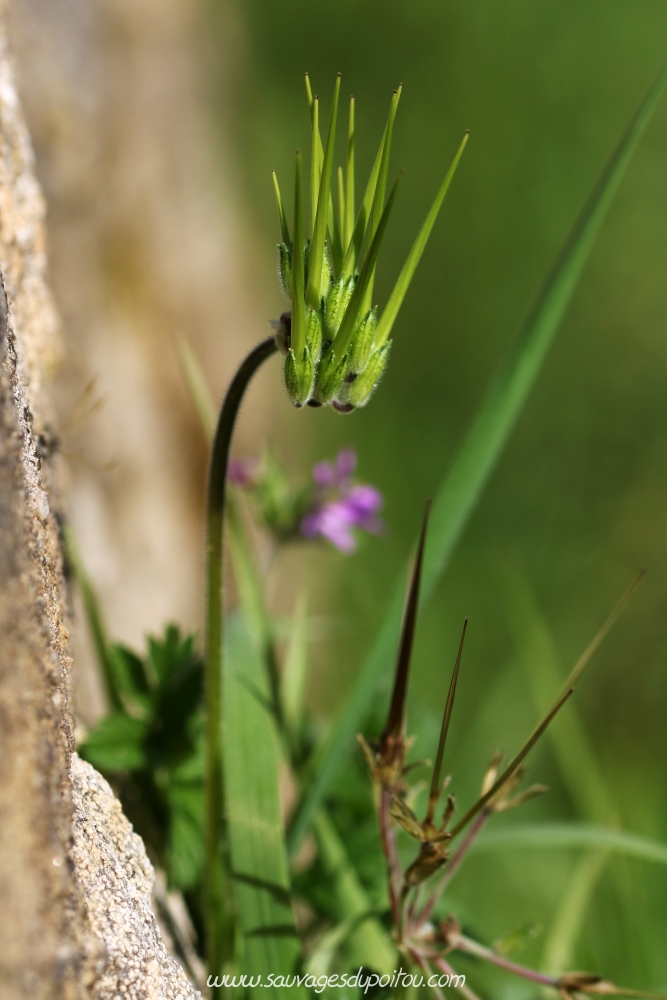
[0,4,201,993]
[70,755,201,1000]
[0,2,86,994]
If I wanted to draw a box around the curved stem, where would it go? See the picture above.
[204,336,277,986]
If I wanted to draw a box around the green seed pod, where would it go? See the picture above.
[311,345,348,406]
[324,274,355,341]
[278,243,292,299]
[284,345,315,407]
[304,240,334,306]
[347,307,377,376]
[347,341,391,408]
[305,306,323,362]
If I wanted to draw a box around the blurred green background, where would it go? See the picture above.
[215,1,667,992]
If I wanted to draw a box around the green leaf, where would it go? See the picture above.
[79,713,149,772]
[167,754,205,890]
[313,810,396,975]
[374,131,469,348]
[332,171,402,357]
[287,59,667,858]
[470,823,667,866]
[224,614,304,994]
[305,75,340,310]
[109,643,152,716]
[147,623,197,685]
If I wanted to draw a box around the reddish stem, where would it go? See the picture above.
[418,810,489,926]
[452,933,558,988]
[379,787,401,928]
[431,953,483,1000]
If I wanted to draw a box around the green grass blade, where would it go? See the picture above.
[542,850,609,975]
[291,150,306,356]
[375,131,469,348]
[177,338,217,442]
[332,172,402,356]
[63,523,121,712]
[225,613,305,994]
[282,593,309,740]
[306,75,340,309]
[286,60,667,858]
[313,810,396,974]
[272,170,291,247]
[470,823,667,866]
[504,563,617,823]
[344,96,355,251]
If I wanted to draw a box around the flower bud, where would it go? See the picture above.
[284,345,315,407]
[310,345,348,406]
[305,306,323,362]
[278,243,292,299]
[346,342,391,408]
[346,307,377,376]
[324,275,355,341]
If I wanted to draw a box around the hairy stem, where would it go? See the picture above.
[451,933,558,987]
[204,336,277,986]
[431,954,482,1000]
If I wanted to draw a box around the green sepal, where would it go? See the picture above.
[305,306,323,361]
[347,341,391,408]
[311,345,348,406]
[346,307,377,375]
[324,274,355,341]
[278,243,292,299]
[284,344,315,407]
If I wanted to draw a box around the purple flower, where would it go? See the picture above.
[301,450,384,553]
[312,447,357,488]
[228,457,260,488]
